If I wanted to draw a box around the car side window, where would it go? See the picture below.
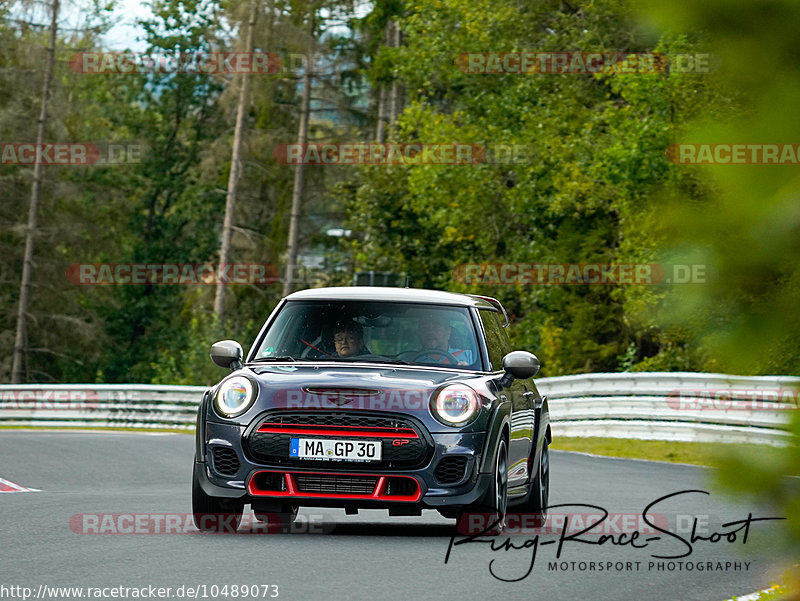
[478,309,511,371]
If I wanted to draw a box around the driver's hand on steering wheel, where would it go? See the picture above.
[414,348,467,366]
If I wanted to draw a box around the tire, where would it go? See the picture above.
[457,438,508,535]
[517,439,550,527]
[192,461,244,533]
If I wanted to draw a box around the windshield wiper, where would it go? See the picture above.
[251,356,297,362]
[352,357,411,365]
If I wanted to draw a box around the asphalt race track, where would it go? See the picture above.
[0,431,790,601]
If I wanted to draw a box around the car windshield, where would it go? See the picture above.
[251,300,482,370]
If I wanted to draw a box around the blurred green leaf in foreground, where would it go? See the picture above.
[637,0,800,564]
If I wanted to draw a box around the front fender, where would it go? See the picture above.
[528,394,551,484]
[478,400,511,474]
[196,390,211,461]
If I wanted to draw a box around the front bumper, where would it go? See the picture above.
[196,417,492,510]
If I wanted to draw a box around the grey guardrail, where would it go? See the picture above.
[0,384,206,430]
[538,372,799,446]
[0,372,797,444]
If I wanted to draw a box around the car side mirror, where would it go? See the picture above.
[498,351,540,387]
[210,340,243,370]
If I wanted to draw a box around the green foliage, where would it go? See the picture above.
[148,306,260,386]
[2,0,352,383]
[344,0,728,376]
[634,0,800,558]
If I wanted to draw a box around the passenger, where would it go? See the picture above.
[332,322,369,358]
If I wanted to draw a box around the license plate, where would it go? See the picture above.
[290,438,382,462]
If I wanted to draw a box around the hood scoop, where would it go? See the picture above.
[301,387,382,405]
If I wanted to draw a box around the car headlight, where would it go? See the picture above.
[431,384,481,426]
[214,376,255,417]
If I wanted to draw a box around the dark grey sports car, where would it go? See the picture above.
[192,287,550,533]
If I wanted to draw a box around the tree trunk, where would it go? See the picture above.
[214,0,259,317]
[11,0,60,384]
[282,14,314,297]
[375,85,387,142]
[375,19,394,142]
[388,19,403,124]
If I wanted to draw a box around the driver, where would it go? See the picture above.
[332,322,369,358]
[417,312,473,365]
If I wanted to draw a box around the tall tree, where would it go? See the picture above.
[282,10,315,297]
[11,0,59,383]
[215,0,259,317]
[387,19,402,123]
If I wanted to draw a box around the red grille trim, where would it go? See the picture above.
[256,425,418,439]
[248,470,422,502]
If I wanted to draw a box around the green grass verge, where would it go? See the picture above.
[550,437,779,468]
[0,425,192,434]
[734,564,800,600]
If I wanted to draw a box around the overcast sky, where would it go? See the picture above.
[10,0,368,51]
[101,0,152,51]
[8,0,152,50]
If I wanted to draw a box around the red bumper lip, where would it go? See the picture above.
[256,424,419,439]
[247,470,423,502]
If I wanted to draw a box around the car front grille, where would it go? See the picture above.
[294,474,378,495]
[434,455,469,484]
[246,411,432,470]
[211,447,240,476]
[260,411,417,431]
[248,471,422,501]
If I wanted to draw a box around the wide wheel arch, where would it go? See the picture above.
[479,401,512,475]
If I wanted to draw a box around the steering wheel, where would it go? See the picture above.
[412,349,460,365]
[299,338,335,359]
